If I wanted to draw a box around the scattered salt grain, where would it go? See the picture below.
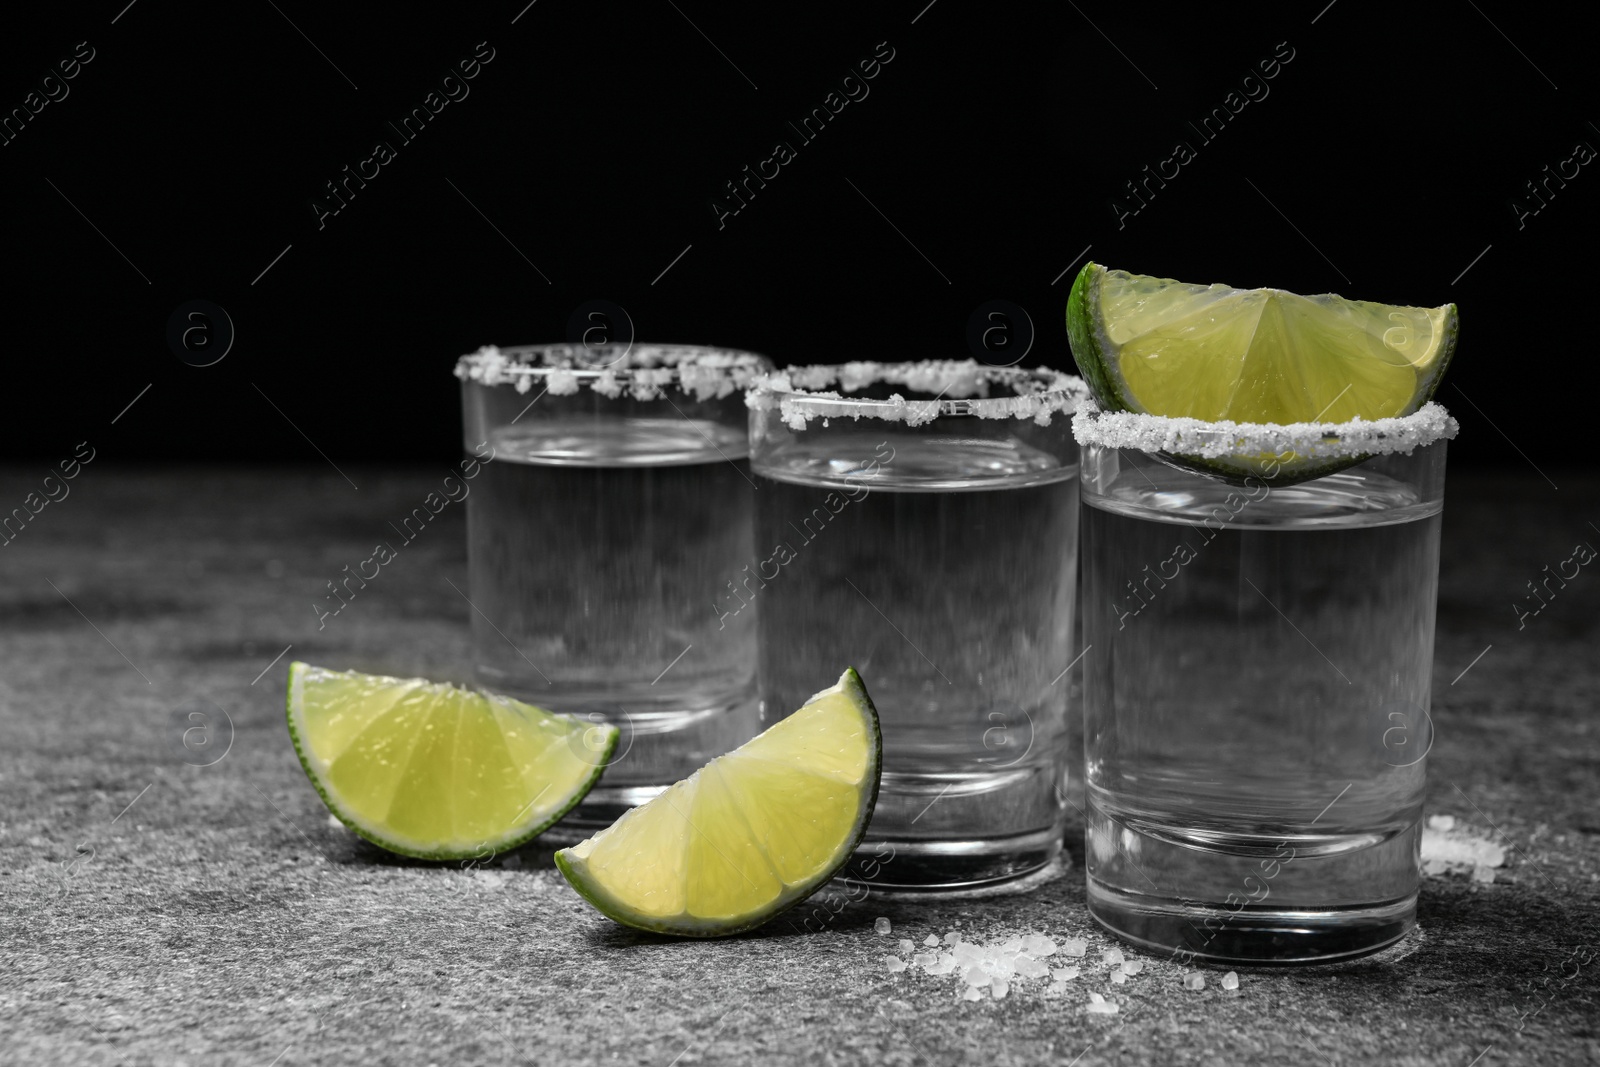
[1110,970,1127,985]
[1089,992,1105,1004]
[924,934,940,948]
[944,931,961,946]
[1472,864,1497,884]
[961,986,982,1002]
[1015,957,1050,979]
[886,957,907,973]
[1183,973,1206,991]
[1022,934,1057,957]
[898,939,915,954]
[1121,960,1144,976]
[1101,947,1124,966]
[1222,971,1239,990]
[1421,825,1506,872]
[1063,939,1088,958]
[962,966,989,988]
[991,978,1010,1000]
[1427,814,1456,832]
[1001,936,1023,953]
[875,917,892,935]
[1052,966,1080,981]
[1086,1000,1119,1015]
[913,953,936,968]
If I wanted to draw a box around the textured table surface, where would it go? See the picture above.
[1,466,1596,1066]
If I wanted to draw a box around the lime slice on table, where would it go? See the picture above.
[1066,262,1458,484]
[286,662,617,860]
[555,668,881,938]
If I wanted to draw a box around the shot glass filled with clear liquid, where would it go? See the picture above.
[747,361,1087,891]
[456,343,771,834]
[1074,399,1456,963]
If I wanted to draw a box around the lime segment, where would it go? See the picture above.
[287,662,616,860]
[556,668,882,937]
[1066,263,1458,482]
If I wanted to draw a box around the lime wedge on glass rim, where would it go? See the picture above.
[555,668,882,938]
[1066,262,1458,484]
[286,662,617,860]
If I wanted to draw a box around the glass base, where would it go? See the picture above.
[1086,879,1415,964]
[836,826,1065,894]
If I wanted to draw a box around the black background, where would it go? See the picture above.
[1,1,1592,470]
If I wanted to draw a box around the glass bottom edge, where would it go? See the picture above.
[1086,878,1415,965]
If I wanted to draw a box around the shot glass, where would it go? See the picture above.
[746,360,1087,891]
[455,342,771,834]
[1074,399,1457,963]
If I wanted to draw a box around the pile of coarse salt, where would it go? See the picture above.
[1420,814,1506,883]
[875,918,1146,1010]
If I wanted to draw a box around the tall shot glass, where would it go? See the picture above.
[455,343,772,834]
[1074,400,1457,962]
[746,361,1087,891]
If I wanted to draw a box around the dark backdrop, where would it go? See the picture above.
[1,1,1591,471]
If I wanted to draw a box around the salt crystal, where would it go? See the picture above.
[1427,814,1456,832]
[1052,966,1080,981]
[962,965,990,988]
[1089,992,1105,1004]
[961,986,982,1002]
[875,917,892,935]
[944,931,961,946]
[991,978,1010,1000]
[1421,828,1505,869]
[886,957,907,973]
[1022,934,1057,957]
[1222,971,1239,990]
[991,956,1016,978]
[1110,970,1127,985]
[897,939,915,954]
[1183,972,1206,991]
[924,934,940,947]
[1101,947,1124,966]
[1472,864,1496,884]
[1086,1000,1119,1015]
[913,953,936,967]
[928,953,957,975]
[1015,957,1050,979]
[1063,939,1088,957]
[1422,858,1448,876]
[1001,936,1023,953]
[1122,960,1143,976]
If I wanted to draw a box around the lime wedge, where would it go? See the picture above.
[286,662,616,860]
[555,668,881,937]
[1067,262,1458,482]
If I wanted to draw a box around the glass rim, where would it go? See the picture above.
[747,359,1087,428]
[1071,397,1458,459]
[455,343,772,401]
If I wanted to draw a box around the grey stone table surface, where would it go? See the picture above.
[1,466,1596,1067]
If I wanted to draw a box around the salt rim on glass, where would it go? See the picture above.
[745,360,1089,431]
[1070,397,1459,461]
[453,343,770,402]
